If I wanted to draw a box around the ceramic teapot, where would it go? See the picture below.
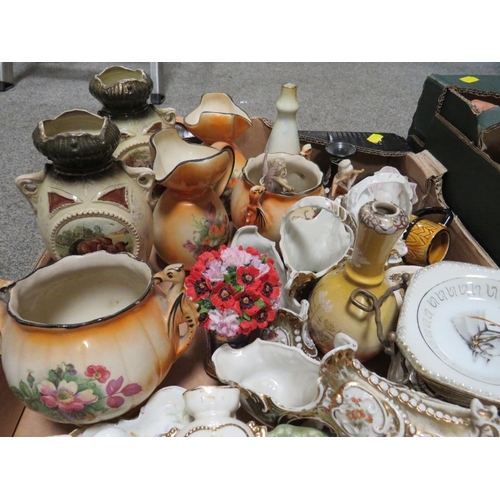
[0,251,198,426]
[230,152,324,243]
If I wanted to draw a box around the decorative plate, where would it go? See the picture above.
[396,261,500,407]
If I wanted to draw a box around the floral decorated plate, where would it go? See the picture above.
[396,261,500,407]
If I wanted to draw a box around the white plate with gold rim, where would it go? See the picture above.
[396,261,500,407]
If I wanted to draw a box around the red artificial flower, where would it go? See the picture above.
[236,265,260,288]
[233,289,261,317]
[258,270,281,301]
[211,281,236,310]
[254,307,276,329]
[245,246,260,257]
[196,249,221,268]
[238,317,258,335]
[185,269,211,301]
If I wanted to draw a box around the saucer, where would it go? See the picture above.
[396,261,500,407]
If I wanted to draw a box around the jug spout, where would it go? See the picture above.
[154,263,199,357]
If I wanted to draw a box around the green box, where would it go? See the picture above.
[408,74,500,161]
[424,113,500,265]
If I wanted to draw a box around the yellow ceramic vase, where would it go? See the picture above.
[308,200,409,362]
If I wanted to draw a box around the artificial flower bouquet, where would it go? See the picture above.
[185,245,281,338]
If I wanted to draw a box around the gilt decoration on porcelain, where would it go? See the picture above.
[213,337,500,436]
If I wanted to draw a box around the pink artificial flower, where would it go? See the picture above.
[203,258,227,282]
[208,308,241,337]
[38,379,98,412]
[84,365,111,384]
[219,246,250,268]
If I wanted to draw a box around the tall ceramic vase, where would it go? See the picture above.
[89,65,177,170]
[308,200,409,362]
[150,128,235,270]
[16,110,156,261]
[266,83,301,155]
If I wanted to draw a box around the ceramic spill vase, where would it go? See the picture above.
[308,200,409,361]
[230,152,324,243]
[16,110,155,261]
[89,65,177,170]
[0,251,198,425]
[266,83,301,155]
[182,92,252,198]
[175,386,255,437]
[150,128,234,269]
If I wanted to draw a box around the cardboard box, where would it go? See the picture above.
[408,74,500,160]
[1,118,497,436]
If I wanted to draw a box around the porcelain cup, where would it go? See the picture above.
[0,251,198,425]
[403,206,454,266]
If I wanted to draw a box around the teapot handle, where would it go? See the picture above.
[0,279,14,356]
[210,141,235,198]
[15,170,46,213]
[153,264,199,358]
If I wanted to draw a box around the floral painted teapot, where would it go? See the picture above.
[0,251,198,425]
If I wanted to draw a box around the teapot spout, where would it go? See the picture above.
[154,264,199,357]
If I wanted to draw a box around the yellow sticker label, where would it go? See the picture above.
[460,76,479,84]
[367,133,384,144]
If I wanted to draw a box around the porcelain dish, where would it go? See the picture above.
[396,261,500,407]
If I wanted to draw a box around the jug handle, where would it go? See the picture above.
[153,264,199,358]
[0,279,14,356]
[15,171,46,213]
[210,141,235,198]
[244,185,267,230]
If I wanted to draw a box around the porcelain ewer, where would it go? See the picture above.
[212,337,500,437]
